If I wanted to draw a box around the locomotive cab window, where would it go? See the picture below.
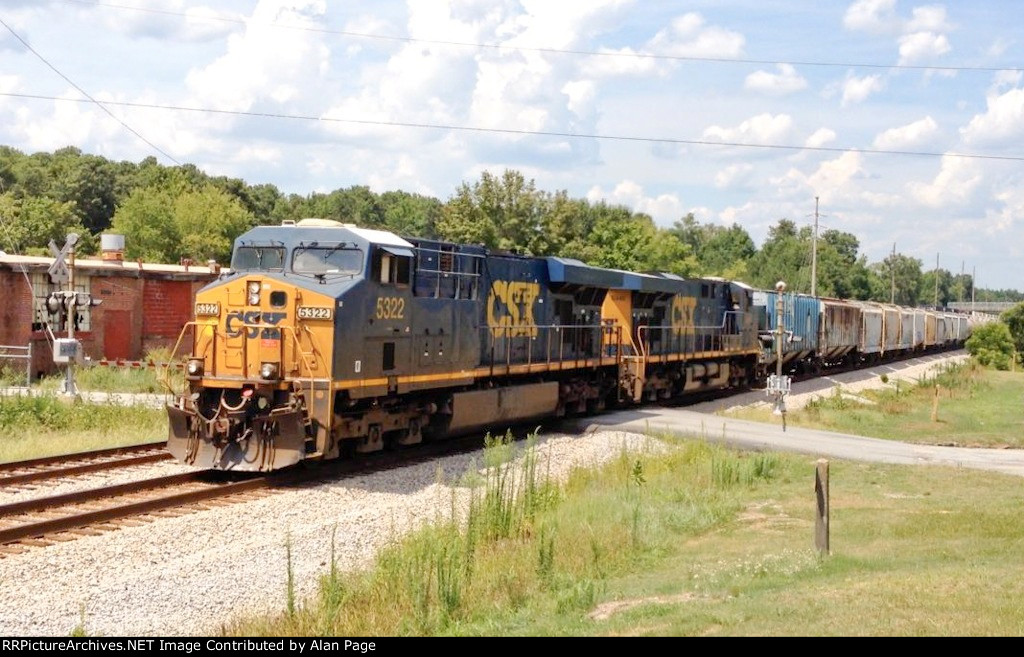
[376,246,412,286]
[292,246,363,276]
[232,246,285,272]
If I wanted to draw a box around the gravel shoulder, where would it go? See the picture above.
[0,430,656,636]
[0,352,969,636]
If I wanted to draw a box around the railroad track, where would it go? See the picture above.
[0,350,965,555]
[0,442,172,488]
[0,432,488,555]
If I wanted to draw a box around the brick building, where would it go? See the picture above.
[0,246,219,377]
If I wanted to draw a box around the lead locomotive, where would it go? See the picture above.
[167,219,760,471]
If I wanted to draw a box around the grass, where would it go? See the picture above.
[227,427,1024,636]
[730,360,1024,447]
[0,394,166,463]
[34,364,184,395]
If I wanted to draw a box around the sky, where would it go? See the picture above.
[0,0,1022,289]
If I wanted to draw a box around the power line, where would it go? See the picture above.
[4,91,1023,163]
[0,16,180,165]
[60,0,1023,74]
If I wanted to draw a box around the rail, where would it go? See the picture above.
[0,343,32,388]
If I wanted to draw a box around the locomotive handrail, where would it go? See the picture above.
[484,323,623,375]
[634,311,756,358]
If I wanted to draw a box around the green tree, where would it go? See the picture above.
[574,204,697,275]
[0,192,95,255]
[670,214,754,276]
[920,268,954,307]
[747,219,809,291]
[109,187,178,262]
[49,147,120,233]
[438,170,550,255]
[814,230,871,299]
[111,185,253,264]
[965,321,1014,369]
[868,253,922,306]
[175,186,254,263]
[999,302,1024,356]
[379,191,442,238]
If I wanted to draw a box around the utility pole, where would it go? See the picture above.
[811,196,819,298]
[972,266,976,311]
[960,260,965,303]
[934,253,939,308]
[890,242,896,304]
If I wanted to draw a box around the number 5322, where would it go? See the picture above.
[375,296,405,320]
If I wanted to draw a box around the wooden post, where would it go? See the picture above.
[815,459,830,556]
[931,384,939,423]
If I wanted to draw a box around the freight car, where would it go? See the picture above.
[753,292,974,376]
[167,219,760,471]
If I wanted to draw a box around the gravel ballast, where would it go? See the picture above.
[0,430,656,636]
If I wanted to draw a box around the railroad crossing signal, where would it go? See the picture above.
[47,233,79,285]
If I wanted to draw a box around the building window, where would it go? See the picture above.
[31,272,92,333]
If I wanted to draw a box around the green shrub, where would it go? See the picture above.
[965,322,1014,370]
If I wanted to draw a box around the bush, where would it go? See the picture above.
[965,322,1014,370]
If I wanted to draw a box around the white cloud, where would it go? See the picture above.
[807,151,866,201]
[898,31,951,64]
[872,116,939,150]
[185,1,330,112]
[561,80,596,117]
[714,163,753,189]
[842,0,898,33]
[701,113,795,145]
[909,154,982,207]
[985,182,1024,235]
[586,180,684,225]
[98,0,241,42]
[805,128,837,148]
[769,151,866,206]
[987,37,1011,58]
[646,12,745,58]
[579,47,660,78]
[744,64,808,95]
[841,73,884,106]
[960,87,1024,145]
[992,70,1023,92]
[907,5,951,32]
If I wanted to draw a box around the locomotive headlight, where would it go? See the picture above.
[186,358,204,377]
[247,281,261,306]
[259,362,279,380]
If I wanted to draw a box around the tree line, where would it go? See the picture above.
[0,146,1017,305]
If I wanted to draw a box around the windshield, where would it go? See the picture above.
[231,246,285,272]
[292,247,364,276]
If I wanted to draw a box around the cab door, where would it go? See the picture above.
[367,246,414,390]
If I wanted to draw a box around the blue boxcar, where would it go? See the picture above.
[754,291,820,371]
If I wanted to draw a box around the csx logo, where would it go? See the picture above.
[671,296,697,331]
[487,280,540,338]
[225,310,286,339]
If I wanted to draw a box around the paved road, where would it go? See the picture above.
[571,405,1024,478]
[684,351,968,414]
